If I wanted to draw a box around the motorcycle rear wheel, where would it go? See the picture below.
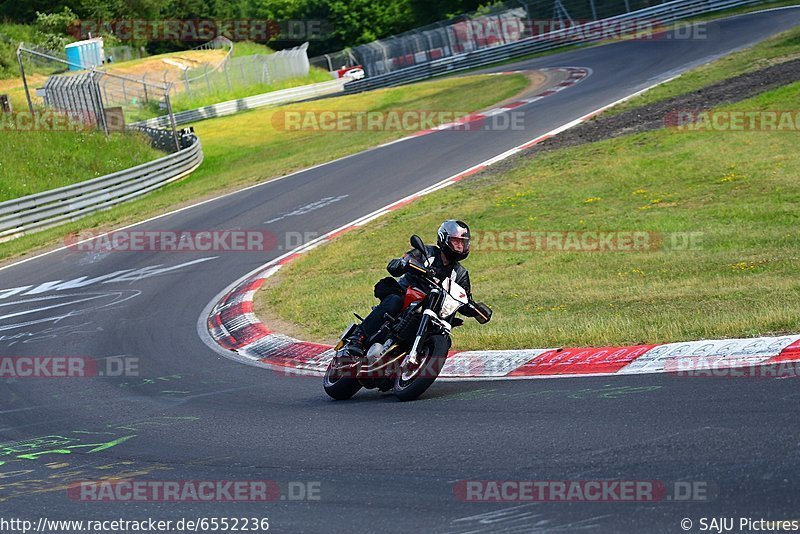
[323,355,363,400]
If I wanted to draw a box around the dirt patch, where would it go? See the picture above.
[490,68,572,111]
[492,69,550,108]
[509,57,800,160]
[103,49,228,85]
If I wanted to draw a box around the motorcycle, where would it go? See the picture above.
[323,235,492,401]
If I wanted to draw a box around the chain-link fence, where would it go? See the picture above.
[19,45,172,105]
[312,0,671,77]
[16,42,172,112]
[14,34,312,123]
[178,42,311,100]
[16,43,181,149]
[105,45,149,64]
[15,36,312,149]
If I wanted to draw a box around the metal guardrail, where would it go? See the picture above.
[0,132,204,242]
[132,79,346,129]
[344,0,766,93]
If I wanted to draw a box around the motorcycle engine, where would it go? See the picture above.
[366,339,394,363]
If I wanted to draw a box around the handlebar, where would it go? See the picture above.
[406,261,434,279]
[406,260,492,323]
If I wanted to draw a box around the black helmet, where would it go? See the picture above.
[437,220,471,262]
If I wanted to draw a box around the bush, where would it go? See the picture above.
[34,6,76,51]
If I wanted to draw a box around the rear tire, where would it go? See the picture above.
[393,335,449,402]
[323,356,362,400]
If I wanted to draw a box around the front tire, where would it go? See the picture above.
[393,335,449,401]
[323,355,362,400]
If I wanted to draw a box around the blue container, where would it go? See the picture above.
[65,39,104,71]
[65,42,83,71]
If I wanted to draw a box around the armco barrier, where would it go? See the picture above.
[0,132,203,242]
[344,0,767,93]
[133,79,346,129]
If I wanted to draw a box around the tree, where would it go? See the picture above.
[35,6,78,50]
[0,0,70,24]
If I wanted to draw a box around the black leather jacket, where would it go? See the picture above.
[386,245,478,316]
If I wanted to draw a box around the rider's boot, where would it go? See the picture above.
[341,327,368,364]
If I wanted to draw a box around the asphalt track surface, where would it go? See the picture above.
[1,9,800,533]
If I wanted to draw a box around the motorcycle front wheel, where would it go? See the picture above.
[393,334,449,402]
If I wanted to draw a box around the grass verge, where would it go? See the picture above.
[0,72,529,262]
[605,23,800,116]
[256,81,800,350]
[0,130,162,202]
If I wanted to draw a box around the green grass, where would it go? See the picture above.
[0,73,528,261]
[257,81,800,350]
[605,23,800,116]
[1,81,34,113]
[0,130,162,202]
[231,41,275,57]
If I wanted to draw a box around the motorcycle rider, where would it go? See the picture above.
[345,220,480,357]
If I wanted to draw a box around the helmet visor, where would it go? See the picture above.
[448,235,470,254]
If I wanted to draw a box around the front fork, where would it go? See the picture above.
[407,289,443,366]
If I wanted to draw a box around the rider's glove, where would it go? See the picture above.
[387,257,409,276]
